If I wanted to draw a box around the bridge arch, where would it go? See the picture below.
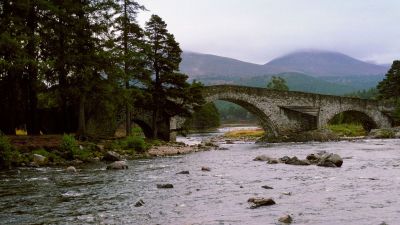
[204,95,279,137]
[131,119,153,138]
[327,110,378,131]
[321,104,391,131]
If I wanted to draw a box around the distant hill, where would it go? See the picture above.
[181,50,389,78]
[180,52,265,78]
[180,50,389,95]
[263,50,389,77]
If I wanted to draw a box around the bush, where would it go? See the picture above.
[60,134,79,153]
[123,136,146,152]
[131,127,144,137]
[0,135,22,168]
[60,134,92,161]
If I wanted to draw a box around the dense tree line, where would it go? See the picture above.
[0,0,203,139]
[344,88,378,100]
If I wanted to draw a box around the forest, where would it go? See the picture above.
[0,1,204,139]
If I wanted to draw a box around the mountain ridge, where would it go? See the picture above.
[180,50,389,78]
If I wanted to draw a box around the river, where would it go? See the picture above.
[1,128,399,225]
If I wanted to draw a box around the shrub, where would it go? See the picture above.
[60,134,79,153]
[123,136,146,152]
[131,127,144,137]
[60,134,92,160]
[0,135,22,168]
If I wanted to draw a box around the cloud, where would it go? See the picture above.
[137,0,400,64]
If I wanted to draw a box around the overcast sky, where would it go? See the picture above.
[137,0,400,65]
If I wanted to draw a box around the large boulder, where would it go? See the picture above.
[33,154,47,165]
[65,166,77,173]
[317,153,343,167]
[106,161,128,170]
[103,151,123,161]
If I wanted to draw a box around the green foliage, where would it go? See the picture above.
[327,124,366,137]
[0,1,204,139]
[215,100,257,123]
[394,102,400,124]
[60,134,92,160]
[0,135,18,167]
[345,88,378,99]
[122,136,146,152]
[184,102,220,130]
[131,126,144,137]
[266,76,289,91]
[377,60,400,100]
[144,15,205,138]
[60,134,79,153]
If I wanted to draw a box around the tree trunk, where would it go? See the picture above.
[77,95,86,139]
[25,0,40,135]
[152,68,160,138]
[123,0,131,136]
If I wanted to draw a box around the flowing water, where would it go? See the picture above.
[1,129,400,225]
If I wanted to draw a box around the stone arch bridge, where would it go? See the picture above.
[128,85,396,141]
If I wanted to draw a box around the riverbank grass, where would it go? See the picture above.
[224,129,265,138]
[326,124,366,137]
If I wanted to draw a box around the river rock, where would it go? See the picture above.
[278,215,293,223]
[368,128,396,139]
[106,161,128,170]
[267,159,279,164]
[279,156,291,163]
[157,183,174,189]
[201,166,211,171]
[306,153,320,164]
[134,199,145,207]
[226,140,234,144]
[254,155,274,161]
[248,197,276,209]
[176,170,190,175]
[66,166,77,173]
[284,156,310,166]
[103,151,122,161]
[318,153,343,167]
[261,185,273,189]
[33,154,47,165]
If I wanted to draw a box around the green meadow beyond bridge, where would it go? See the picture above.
[131,85,396,141]
[172,85,396,140]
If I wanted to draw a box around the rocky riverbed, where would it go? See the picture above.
[1,137,400,224]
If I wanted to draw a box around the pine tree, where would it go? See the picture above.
[113,0,147,136]
[377,60,400,100]
[144,15,204,139]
